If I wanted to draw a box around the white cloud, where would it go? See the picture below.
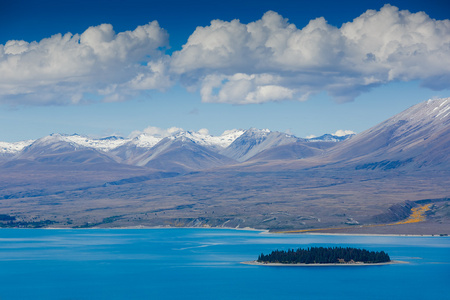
[1,5,450,106]
[129,126,183,139]
[127,56,174,91]
[172,5,450,104]
[200,73,294,104]
[0,21,169,105]
[333,130,356,137]
[197,128,209,135]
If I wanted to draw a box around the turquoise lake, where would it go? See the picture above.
[0,229,448,299]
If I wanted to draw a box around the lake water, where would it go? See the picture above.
[0,229,448,300]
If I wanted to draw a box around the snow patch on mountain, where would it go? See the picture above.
[130,134,162,148]
[64,134,128,152]
[306,133,354,142]
[168,129,245,150]
[333,130,356,137]
[324,97,450,169]
[220,128,302,161]
[305,130,355,142]
[397,97,450,122]
[0,140,34,154]
[30,134,77,148]
[1,125,357,157]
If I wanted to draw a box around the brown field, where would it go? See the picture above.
[0,166,449,235]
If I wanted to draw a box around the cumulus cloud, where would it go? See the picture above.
[129,126,183,138]
[0,21,170,105]
[197,128,209,135]
[333,130,356,136]
[1,5,450,106]
[200,73,294,104]
[305,130,355,139]
[172,5,450,103]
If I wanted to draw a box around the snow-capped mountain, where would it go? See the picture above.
[219,128,304,162]
[0,124,362,172]
[19,134,81,158]
[1,97,449,232]
[135,136,236,172]
[168,129,245,151]
[0,128,353,168]
[109,131,239,172]
[247,142,325,161]
[324,98,450,170]
[6,134,118,168]
[128,133,162,148]
[306,133,354,142]
[0,140,34,159]
[0,129,245,159]
[108,129,245,165]
[64,134,128,152]
[0,129,245,172]
[3,97,448,172]
[1,134,128,156]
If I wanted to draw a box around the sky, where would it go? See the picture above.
[1,0,449,142]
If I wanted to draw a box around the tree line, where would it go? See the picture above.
[257,246,391,264]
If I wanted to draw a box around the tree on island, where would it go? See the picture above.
[257,246,390,264]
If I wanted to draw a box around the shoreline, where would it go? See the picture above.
[241,260,409,267]
[42,225,270,233]
[298,232,437,237]
[4,225,444,237]
[13,225,443,236]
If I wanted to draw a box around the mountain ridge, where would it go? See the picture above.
[0,129,349,155]
[323,97,450,170]
[0,127,353,170]
[1,97,448,172]
[0,98,448,233]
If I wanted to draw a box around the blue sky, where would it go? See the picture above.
[1,0,449,141]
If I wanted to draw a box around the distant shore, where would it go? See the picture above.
[241,260,408,266]
[38,225,447,237]
[297,232,437,237]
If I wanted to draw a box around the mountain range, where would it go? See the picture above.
[0,127,353,172]
[0,98,449,234]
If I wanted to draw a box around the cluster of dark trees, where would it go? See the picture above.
[0,214,15,221]
[257,246,391,264]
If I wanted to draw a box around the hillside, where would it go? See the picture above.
[325,98,450,170]
[0,98,448,233]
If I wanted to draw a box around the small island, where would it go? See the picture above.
[248,246,392,265]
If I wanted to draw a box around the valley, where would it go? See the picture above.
[0,98,449,234]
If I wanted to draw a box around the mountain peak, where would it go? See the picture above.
[99,136,124,141]
[35,134,70,145]
[131,134,163,148]
[164,129,245,150]
[245,127,271,135]
[0,140,34,155]
[394,97,450,123]
[220,128,301,162]
[306,133,354,142]
[324,97,450,170]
